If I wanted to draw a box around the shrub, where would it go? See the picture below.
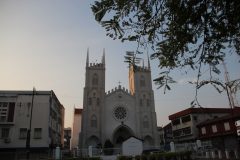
[117,155,133,160]
[141,154,148,160]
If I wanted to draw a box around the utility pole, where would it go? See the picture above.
[26,87,35,159]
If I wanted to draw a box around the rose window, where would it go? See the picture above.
[114,107,127,120]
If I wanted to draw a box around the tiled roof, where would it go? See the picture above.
[169,107,233,120]
[197,107,240,126]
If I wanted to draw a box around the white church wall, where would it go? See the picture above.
[104,90,136,143]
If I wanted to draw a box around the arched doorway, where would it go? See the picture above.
[112,125,134,147]
[85,135,100,147]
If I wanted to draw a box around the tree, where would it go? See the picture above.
[91,0,240,106]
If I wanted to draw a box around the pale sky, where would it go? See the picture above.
[1,0,239,128]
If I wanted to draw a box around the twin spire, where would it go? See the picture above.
[86,48,151,69]
[86,48,105,67]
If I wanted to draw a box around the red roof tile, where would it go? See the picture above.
[169,107,233,120]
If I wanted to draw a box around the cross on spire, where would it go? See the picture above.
[118,81,121,86]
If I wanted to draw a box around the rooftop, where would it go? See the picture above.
[169,107,233,120]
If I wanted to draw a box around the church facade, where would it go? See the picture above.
[80,50,159,149]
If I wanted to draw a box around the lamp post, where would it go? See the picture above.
[26,87,35,159]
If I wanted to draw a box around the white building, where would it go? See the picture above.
[71,108,82,149]
[0,90,64,150]
[80,51,159,149]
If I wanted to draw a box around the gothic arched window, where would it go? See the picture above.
[143,116,149,128]
[91,115,97,128]
[140,75,146,87]
[92,74,98,86]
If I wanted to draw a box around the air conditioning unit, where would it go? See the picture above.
[4,138,11,143]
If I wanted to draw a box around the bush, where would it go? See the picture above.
[135,155,141,160]
[142,154,149,160]
[117,155,133,160]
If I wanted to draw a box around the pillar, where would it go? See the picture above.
[170,142,175,152]
[218,150,222,159]
[55,146,60,160]
[225,150,229,159]
[206,151,210,159]
[211,151,215,159]
[88,146,93,157]
[234,149,239,159]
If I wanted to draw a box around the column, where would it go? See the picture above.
[206,151,210,159]
[211,151,215,159]
[234,149,239,159]
[218,150,222,159]
[225,150,229,159]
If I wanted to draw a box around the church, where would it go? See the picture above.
[80,50,159,149]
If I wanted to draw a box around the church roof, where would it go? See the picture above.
[105,85,133,97]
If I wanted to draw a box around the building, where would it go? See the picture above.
[0,90,64,151]
[80,51,159,149]
[197,107,240,158]
[157,127,164,146]
[64,127,71,150]
[71,108,82,149]
[169,107,232,143]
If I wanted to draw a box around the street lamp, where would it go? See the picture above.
[26,87,35,159]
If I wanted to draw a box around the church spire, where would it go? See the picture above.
[86,48,89,67]
[102,48,105,65]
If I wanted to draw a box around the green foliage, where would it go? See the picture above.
[91,0,240,98]
[140,154,148,160]
[117,155,133,160]
[135,155,141,160]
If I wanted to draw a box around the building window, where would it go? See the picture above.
[172,119,180,126]
[92,74,98,85]
[1,128,10,138]
[224,122,230,131]
[19,128,27,139]
[193,116,198,121]
[143,116,149,128]
[212,125,217,133]
[181,115,191,123]
[0,102,15,122]
[182,127,191,135]
[91,115,97,128]
[201,127,206,135]
[34,128,42,139]
[173,129,182,137]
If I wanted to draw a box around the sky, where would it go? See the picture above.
[0,0,239,128]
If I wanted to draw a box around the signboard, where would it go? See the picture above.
[122,137,143,156]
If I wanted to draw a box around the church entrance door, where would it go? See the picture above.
[113,125,134,148]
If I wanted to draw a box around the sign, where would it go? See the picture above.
[122,137,143,156]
